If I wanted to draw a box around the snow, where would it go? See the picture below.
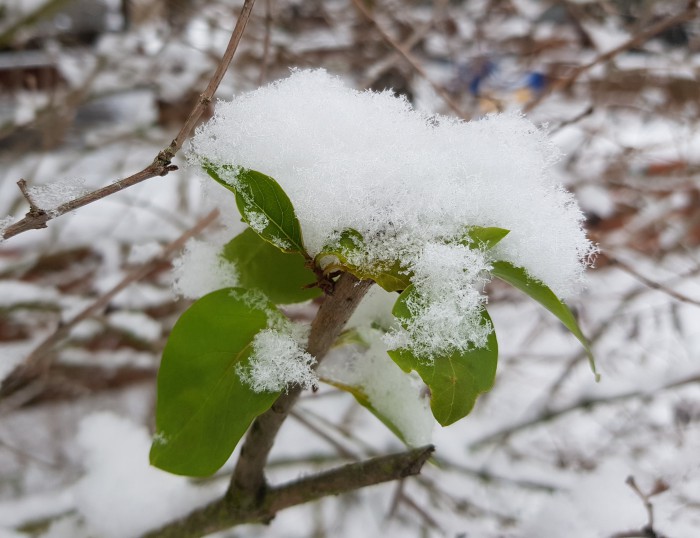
[319,327,434,447]
[171,238,238,299]
[26,179,89,216]
[188,69,593,358]
[74,413,219,538]
[238,329,317,393]
[190,70,592,296]
[384,242,492,358]
[0,216,14,241]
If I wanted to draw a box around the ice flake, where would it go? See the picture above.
[246,211,269,233]
[237,329,317,393]
[384,243,493,358]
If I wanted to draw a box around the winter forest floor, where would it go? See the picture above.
[1,0,700,537]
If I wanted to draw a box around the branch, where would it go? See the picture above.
[470,371,700,450]
[229,272,373,500]
[349,0,469,119]
[1,0,257,242]
[143,445,434,538]
[0,209,220,412]
[526,2,699,113]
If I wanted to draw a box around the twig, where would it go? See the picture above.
[229,273,373,501]
[526,2,699,113]
[257,0,273,86]
[290,410,360,460]
[1,0,256,242]
[610,476,670,538]
[0,209,220,412]
[470,371,700,450]
[349,0,469,119]
[143,445,434,538]
[606,255,700,308]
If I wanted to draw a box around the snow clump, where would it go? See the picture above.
[237,329,317,392]
[189,69,593,359]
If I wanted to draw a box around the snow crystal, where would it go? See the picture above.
[237,329,317,393]
[319,327,434,446]
[171,238,238,298]
[246,211,269,234]
[26,179,89,215]
[74,413,219,538]
[384,243,493,358]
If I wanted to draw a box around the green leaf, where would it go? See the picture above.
[322,379,408,444]
[205,165,306,254]
[460,226,510,250]
[491,261,599,381]
[387,285,498,426]
[150,288,280,476]
[222,228,321,304]
[316,228,411,292]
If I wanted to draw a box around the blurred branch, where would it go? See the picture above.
[526,1,699,112]
[0,0,73,48]
[349,0,469,119]
[610,476,670,538]
[0,209,220,412]
[470,371,700,450]
[1,0,257,242]
[606,255,700,308]
[143,445,434,538]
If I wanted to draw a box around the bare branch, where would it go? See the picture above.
[143,445,434,538]
[1,0,257,242]
[0,209,220,412]
[526,2,699,113]
[349,0,469,119]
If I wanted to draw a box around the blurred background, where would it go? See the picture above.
[0,0,699,536]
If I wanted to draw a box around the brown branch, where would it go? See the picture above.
[0,209,220,412]
[606,255,700,308]
[470,371,700,450]
[0,0,257,242]
[349,0,469,120]
[229,272,373,501]
[526,2,699,113]
[143,445,434,538]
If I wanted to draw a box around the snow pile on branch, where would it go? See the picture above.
[27,179,89,215]
[189,69,593,357]
[237,329,317,392]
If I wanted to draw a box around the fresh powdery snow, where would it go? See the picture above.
[186,69,593,365]
[237,329,317,393]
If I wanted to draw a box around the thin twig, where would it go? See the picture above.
[257,0,273,86]
[526,2,699,113]
[1,0,256,242]
[0,209,220,412]
[470,371,700,450]
[144,445,434,538]
[606,255,700,308]
[349,0,469,119]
